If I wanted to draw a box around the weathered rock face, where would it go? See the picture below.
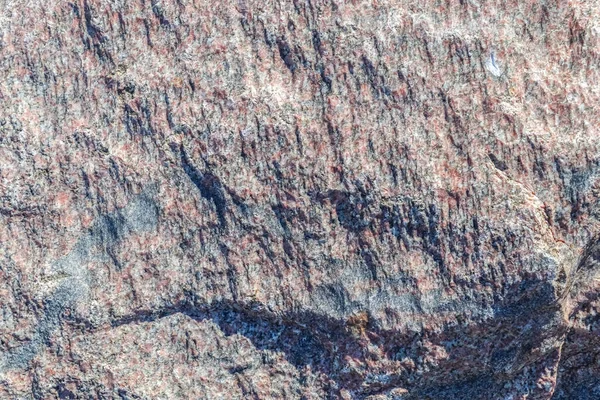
[1,0,600,398]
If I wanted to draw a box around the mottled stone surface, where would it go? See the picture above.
[1,0,600,398]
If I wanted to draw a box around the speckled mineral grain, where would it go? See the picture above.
[1,0,600,399]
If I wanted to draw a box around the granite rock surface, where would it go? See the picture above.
[1,0,600,398]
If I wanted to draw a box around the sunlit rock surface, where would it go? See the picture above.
[1,1,600,398]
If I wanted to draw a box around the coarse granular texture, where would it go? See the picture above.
[1,1,600,399]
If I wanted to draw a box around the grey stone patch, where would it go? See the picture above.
[0,332,42,371]
[53,189,159,275]
[121,192,159,233]
[0,285,79,370]
[0,189,159,373]
[53,237,92,278]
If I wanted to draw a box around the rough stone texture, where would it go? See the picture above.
[1,0,600,398]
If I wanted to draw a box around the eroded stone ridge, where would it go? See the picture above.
[1,0,600,398]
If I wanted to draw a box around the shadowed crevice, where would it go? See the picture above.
[179,146,228,230]
[101,278,566,398]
